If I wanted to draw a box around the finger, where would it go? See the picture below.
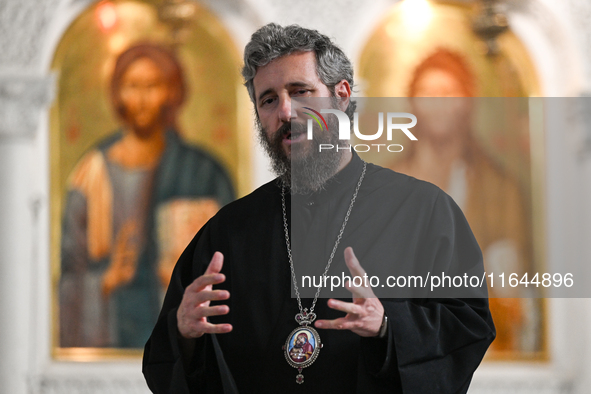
[344,247,366,278]
[197,304,230,318]
[193,289,230,305]
[315,317,356,331]
[187,273,226,293]
[327,298,363,315]
[183,322,233,338]
[343,247,377,299]
[204,252,224,275]
[199,322,233,335]
[344,279,376,300]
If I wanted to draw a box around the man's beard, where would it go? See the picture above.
[257,114,347,194]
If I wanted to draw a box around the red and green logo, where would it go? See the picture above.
[303,107,328,131]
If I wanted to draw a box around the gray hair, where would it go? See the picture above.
[242,23,356,118]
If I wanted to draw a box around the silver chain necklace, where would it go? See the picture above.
[280,161,367,384]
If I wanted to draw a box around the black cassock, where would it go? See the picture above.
[143,153,495,393]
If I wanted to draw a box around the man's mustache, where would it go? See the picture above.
[274,121,307,139]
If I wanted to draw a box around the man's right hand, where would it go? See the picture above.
[177,251,232,339]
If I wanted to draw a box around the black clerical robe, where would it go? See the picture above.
[143,153,495,393]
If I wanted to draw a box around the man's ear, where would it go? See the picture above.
[334,80,351,112]
[334,79,351,98]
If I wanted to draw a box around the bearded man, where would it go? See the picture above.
[143,23,495,393]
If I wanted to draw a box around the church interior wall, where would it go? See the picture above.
[1,0,591,392]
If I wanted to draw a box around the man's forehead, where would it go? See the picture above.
[252,51,320,96]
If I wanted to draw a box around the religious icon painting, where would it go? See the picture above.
[357,0,547,362]
[283,326,322,384]
[50,0,251,360]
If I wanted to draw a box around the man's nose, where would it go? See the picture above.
[278,96,295,123]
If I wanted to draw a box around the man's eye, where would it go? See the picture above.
[261,97,275,106]
[294,89,309,95]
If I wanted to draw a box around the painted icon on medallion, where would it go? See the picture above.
[284,326,321,369]
[288,329,316,363]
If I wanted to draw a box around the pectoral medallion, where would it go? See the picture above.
[280,163,365,384]
[282,310,322,384]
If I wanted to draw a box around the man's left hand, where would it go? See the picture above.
[315,247,384,337]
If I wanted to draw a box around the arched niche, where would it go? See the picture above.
[358,0,540,97]
[49,0,250,360]
[357,0,545,362]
